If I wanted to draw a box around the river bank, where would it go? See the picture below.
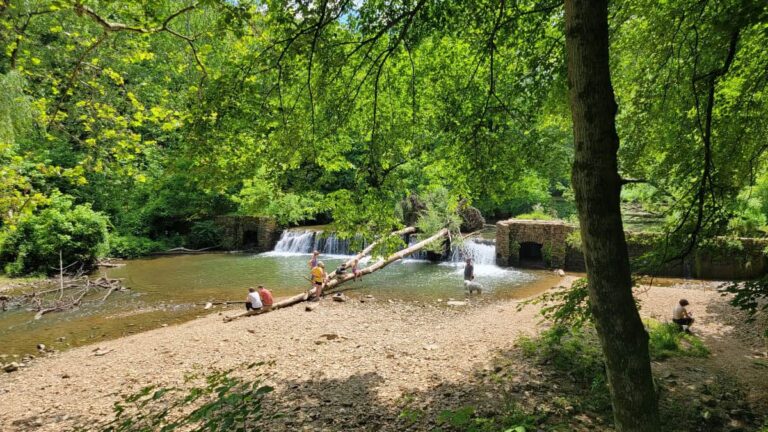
[1,277,766,431]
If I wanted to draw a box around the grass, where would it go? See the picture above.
[645,318,709,360]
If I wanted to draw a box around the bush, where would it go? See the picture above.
[0,194,108,275]
[98,364,273,432]
[645,319,709,360]
[108,234,164,259]
[186,220,223,249]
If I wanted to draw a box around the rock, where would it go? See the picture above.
[57,336,66,342]
[161,324,168,327]
[247,329,256,334]
[554,269,566,277]
[61,373,70,379]
[332,293,348,302]
[700,394,717,407]
[319,333,339,340]
[4,362,19,373]
[92,347,113,357]
[305,304,318,312]
[447,301,467,307]
[36,343,46,352]
[204,302,213,310]
[458,204,485,232]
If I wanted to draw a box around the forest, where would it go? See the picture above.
[1,1,768,431]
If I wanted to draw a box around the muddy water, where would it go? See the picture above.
[0,253,559,357]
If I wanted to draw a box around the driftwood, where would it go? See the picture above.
[3,275,127,319]
[153,246,217,255]
[223,227,449,322]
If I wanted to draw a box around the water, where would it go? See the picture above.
[0,233,559,357]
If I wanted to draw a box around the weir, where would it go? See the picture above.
[272,229,496,265]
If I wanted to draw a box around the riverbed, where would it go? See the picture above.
[0,252,560,357]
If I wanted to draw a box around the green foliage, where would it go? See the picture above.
[514,204,555,221]
[645,319,709,360]
[108,235,164,259]
[433,405,537,432]
[414,188,462,252]
[99,365,273,432]
[0,194,108,275]
[187,220,223,249]
[525,278,593,328]
[517,326,611,413]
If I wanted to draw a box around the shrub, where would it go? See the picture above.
[108,235,164,259]
[645,319,709,360]
[98,364,273,432]
[186,220,223,249]
[0,194,108,275]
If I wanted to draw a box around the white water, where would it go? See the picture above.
[266,230,521,277]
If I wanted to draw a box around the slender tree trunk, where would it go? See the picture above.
[564,1,660,430]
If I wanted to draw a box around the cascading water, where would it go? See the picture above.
[271,230,362,256]
[450,239,496,265]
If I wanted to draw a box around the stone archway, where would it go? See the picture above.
[495,219,575,269]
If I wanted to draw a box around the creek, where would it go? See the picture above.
[0,229,560,357]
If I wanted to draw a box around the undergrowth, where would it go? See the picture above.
[91,363,274,432]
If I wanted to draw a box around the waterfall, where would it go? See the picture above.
[273,230,317,254]
[271,230,361,256]
[271,230,497,266]
[450,239,496,265]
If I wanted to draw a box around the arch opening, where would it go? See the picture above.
[519,241,545,268]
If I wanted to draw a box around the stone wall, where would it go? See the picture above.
[563,230,766,280]
[495,219,575,268]
[214,216,282,252]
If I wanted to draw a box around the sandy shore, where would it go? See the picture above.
[1,277,765,431]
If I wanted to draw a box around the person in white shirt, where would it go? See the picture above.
[246,287,263,312]
[672,299,694,332]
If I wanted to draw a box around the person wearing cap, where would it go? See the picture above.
[257,285,274,312]
[245,287,263,312]
[672,299,694,332]
[310,261,327,301]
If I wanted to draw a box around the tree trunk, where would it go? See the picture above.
[564,1,660,431]
[224,228,448,322]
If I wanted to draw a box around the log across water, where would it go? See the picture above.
[224,228,448,322]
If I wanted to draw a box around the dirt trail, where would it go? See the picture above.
[0,277,765,431]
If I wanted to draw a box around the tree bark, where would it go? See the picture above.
[564,1,660,431]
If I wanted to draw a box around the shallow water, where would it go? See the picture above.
[0,252,559,357]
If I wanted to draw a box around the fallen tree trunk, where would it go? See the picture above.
[223,228,449,322]
[326,226,417,280]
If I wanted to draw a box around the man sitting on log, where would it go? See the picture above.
[246,287,263,312]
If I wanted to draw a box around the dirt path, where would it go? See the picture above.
[0,277,765,431]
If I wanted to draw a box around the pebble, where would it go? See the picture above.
[3,362,19,373]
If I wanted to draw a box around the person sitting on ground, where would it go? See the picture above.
[351,258,362,282]
[246,287,263,312]
[310,261,327,301]
[672,299,694,332]
[257,285,273,312]
[464,258,474,281]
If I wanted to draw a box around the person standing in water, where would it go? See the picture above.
[464,258,474,281]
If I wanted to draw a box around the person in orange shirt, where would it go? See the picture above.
[257,285,274,312]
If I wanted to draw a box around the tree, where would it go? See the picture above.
[564,0,660,430]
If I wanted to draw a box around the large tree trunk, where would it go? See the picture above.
[564,1,660,431]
